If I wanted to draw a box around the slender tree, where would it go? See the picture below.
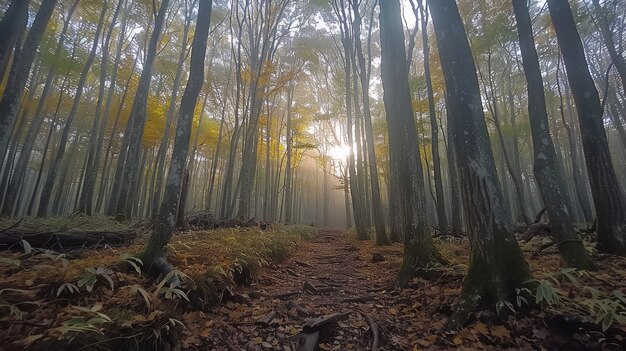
[417,0,448,235]
[79,0,125,215]
[352,0,389,245]
[512,0,593,269]
[109,0,171,218]
[379,0,446,288]
[141,0,213,272]
[547,0,626,255]
[37,3,109,216]
[0,0,57,165]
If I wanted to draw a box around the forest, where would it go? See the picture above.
[0,0,625,349]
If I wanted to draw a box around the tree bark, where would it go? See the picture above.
[379,0,446,288]
[429,0,532,327]
[79,0,125,215]
[0,0,30,84]
[548,0,626,255]
[512,0,593,269]
[352,0,389,245]
[110,0,171,219]
[0,0,57,164]
[418,0,448,235]
[141,0,212,272]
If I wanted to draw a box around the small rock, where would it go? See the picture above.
[372,253,385,262]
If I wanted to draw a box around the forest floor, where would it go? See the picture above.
[198,229,626,351]
[0,218,625,350]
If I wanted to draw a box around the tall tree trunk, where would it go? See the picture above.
[556,58,594,222]
[37,4,108,216]
[207,87,228,211]
[110,0,170,219]
[445,108,463,233]
[429,0,532,327]
[97,52,138,213]
[334,0,368,240]
[379,0,446,288]
[0,0,57,164]
[512,0,593,269]
[353,0,388,244]
[141,0,212,272]
[284,85,294,224]
[0,0,30,84]
[151,5,193,219]
[419,0,448,235]
[1,0,79,216]
[79,0,124,215]
[591,0,626,95]
[548,0,626,255]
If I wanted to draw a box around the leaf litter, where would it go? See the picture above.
[0,223,624,350]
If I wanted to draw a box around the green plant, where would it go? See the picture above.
[583,288,626,331]
[526,268,625,331]
[77,267,115,292]
[57,282,80,297]
[21,304,113,347]
[0,288,39,320]
[124,284,152,309]
[154,270,191,302]
[120,254,143,275]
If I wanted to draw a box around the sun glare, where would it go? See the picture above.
[328,144,351,161]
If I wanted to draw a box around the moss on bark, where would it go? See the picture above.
[448,228,533,328]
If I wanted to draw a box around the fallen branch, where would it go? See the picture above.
[520,222,551,242]
[0,230,136,252]
[296,313,351,351]
[361,312,379,351]
[0,218,25,234]
[286,300,312,317]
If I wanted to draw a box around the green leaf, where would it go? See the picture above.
[602,313,614,331]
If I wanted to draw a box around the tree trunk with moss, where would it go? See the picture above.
[512,0,593,269]
[141,0,212,273]
[379,0,446,289]
[547,0,626,256]
[429,0,532,327]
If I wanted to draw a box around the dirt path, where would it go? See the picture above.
[196,228,418,350]
[180,229,626,350]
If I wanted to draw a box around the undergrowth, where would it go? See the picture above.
[0,224,315,351]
